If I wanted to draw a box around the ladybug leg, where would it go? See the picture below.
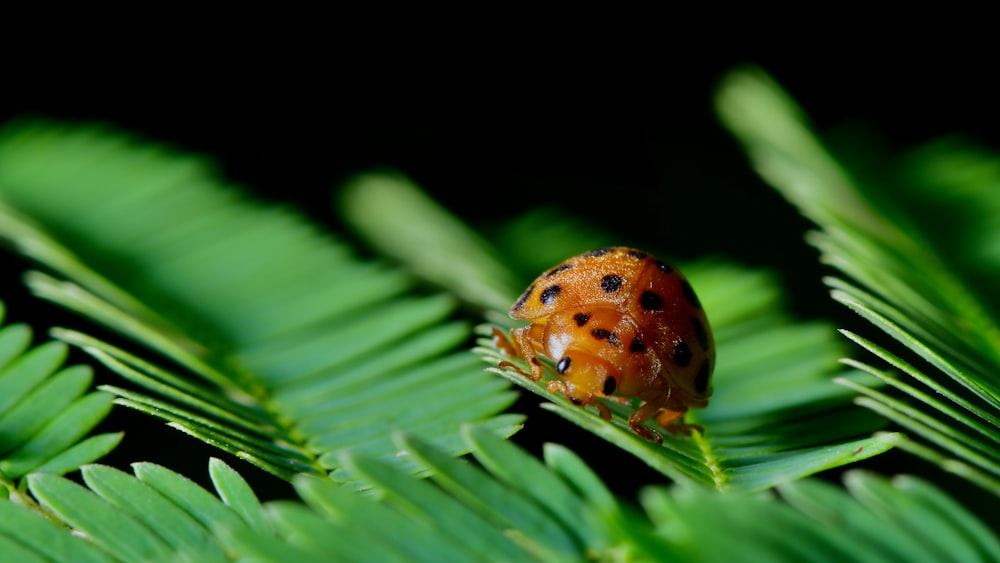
[629,410,664,445]
[655,408,702,436]
[654,408,686,426]
[491,327,519,357]
[547,379,567,395]
[498,356,544,381]
[627,390,672,446]
[495,325,545,382]
[656,395,703,436]
[547,379,612,420]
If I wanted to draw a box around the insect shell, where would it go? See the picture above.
[494,246,713,444]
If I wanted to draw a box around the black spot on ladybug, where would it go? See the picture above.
[540,285,561,305]
[557,356,571,374]
[695,359,711,393]
[692,317,709,350]
[682,279,702,309]
[573,312,591,327]
[591,329,610,340]
[601,274,623,293]
[570,396,584,405]
[607,332,621,347]
[627,250,647,259]
[583,247,614,257]
[603,376,617,395]
[640,290,663,311]
[673,341,692,367]
[545,263,573,278]
[630,335,646,353]
[654,260,673,274]
[513,284,534,310]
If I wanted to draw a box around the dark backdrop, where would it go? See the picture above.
[2,55,997,507]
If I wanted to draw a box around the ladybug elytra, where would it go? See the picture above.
[494,247,713,444]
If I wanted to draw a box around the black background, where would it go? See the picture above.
[2,53,998,516]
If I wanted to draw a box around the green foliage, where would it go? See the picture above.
[0,299,121,495]
[339,171,520,325]
[716,67,1000,495]
[6,458,259,561]
[340,173,897,493]
[8,431,995,562]
[646,470,1000,562]
[0,121,519,482]
[2,83,1000,559]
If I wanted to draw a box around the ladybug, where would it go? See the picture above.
[494,247,713,444]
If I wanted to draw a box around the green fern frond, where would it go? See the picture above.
[221,426,1000,562]
[4,428,994,562]
[716,67,1000,494]
[0,120,520,482]
[338,170,520,326]
[0,299,121,496]
[642,470,1000,562]
[340,173,898,493]
[0,458,260,561]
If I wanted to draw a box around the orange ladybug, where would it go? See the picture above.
[494,247,713,444]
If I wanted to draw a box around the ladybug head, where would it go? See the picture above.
[548,350,620,407]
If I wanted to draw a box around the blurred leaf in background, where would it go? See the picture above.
[717,67,1000,496]
[0,121,520,484]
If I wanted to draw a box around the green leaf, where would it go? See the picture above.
[340,449,527,561]
[776,477,928,561]
[0,340,66,415]
[208,457,268,534]
[217,428,1000,562]
[0,535,48,563]
[222,529,326,563]
[11,427,960,563]
[0,365,92,456]
[543,442,617,513]
[0,500,113,563]
[0,302,120,488]
[80,464,229,561]
[715,66,1000,494]
[0,392,114,478]
[645,486,859,562]
[132,460,250,553]
[463,424,604,551]
[27,472,174,562]
[395,431,581,560]
[629,468,1000,563]
[4,460,282,561]
[0,120,520,483]
[0,322,31,372]
[222,427,598,561]
[61,331,276,437]
[217,521,328,563]
[262,501,401,562]
[30,433,124,477]
[292,474,463,562]
[891,474,1000,560]
[339,171,521,323]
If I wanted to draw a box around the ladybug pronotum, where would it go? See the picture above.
[494,247,714,444]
